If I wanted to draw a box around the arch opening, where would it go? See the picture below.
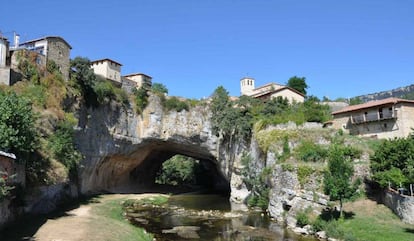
[83,140,230,195]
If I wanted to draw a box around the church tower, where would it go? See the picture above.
[240,77,255,96]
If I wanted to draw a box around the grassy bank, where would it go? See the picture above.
[86,195,156,241]
[318,199,414,241]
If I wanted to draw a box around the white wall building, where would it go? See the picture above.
[240,77,304,103]
[91,58,122,84]
[123,73,152,89]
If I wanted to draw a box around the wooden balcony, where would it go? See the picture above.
[351,111,397,124]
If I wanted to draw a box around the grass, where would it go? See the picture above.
[89,195,154,241]
[330,199,414,241]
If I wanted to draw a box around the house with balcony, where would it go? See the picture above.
[16,36,72,80]
[91,58,122,85]
[331,98,414,139]
[240,77,305,103]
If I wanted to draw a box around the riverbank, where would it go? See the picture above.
[1,194,163,241]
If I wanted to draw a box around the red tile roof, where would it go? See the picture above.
[332,98,414,115]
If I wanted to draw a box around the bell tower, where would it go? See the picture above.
[240,77,255,96]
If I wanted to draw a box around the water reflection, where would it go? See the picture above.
[125,193,316,241]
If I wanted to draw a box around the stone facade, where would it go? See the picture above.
[18,36,72,80]
[0,151,25,186]
[123,73,152,90]
[332,98,414,139]
[383,189,414,224]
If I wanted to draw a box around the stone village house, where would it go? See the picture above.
[90,58,152,93]
[240,77,305,103]
[0,34,72,85]
[331,97,414,139]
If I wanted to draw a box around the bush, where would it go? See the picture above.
[296,141,328,162]
[94,80,116,104]
[164,96,189,112]
[296,211,310,227]
[48,119,82,176]
[297,165,314,187]
[134,87,149,114]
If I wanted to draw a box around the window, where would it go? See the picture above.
[379,108,383,119]
[384,123,388,129]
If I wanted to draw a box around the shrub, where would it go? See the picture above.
[164,96,189,112]
[296,211,310,227]
[296,141,328,162]
[48,119,82,177]
[297,165,314,187]
[134,87,149,114]
[94,80,116,104]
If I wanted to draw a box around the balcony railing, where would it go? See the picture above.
[351,111,396,124]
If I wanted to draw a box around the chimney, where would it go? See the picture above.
[14,33,20,48]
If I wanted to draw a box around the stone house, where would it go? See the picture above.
[240,77,305,103]
[16,36,72,80]
[0,151,25,187]
[122,73,152,93]
[331,98,414,139]
[91,58,122,85]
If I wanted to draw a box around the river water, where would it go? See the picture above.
[124,193,317,241]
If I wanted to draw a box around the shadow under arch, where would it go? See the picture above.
[80,139,230,195]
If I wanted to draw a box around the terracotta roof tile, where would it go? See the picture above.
[332,98,414,115]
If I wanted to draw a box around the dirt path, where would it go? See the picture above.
[33,194,160,241]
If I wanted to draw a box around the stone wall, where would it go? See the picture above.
[383,190,414,224]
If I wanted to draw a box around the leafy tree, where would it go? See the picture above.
[155,155,202,186]
[349,97,363,106]
[324,145,357,217]
[70,57,98,106]
[286,76,308,95]
[151,83,168,95]
[370,138,414,189]
[304,96,331,123]
[210,86,231,137]
[0,91,38,161]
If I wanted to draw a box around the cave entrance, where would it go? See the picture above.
[84,140,230,195]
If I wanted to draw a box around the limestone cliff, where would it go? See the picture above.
[75,95,234,194]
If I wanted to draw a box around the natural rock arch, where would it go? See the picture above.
[75,96,236,194]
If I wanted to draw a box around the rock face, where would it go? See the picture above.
[75,95,234,194]
[355,84,414,102]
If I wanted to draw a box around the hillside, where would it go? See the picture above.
[354,83,414,102]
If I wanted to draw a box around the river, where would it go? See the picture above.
[124,192,317,241]
[0,193,317,241]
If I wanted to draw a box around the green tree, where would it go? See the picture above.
[155,155,202,186]
[151,83,168,95]
[210,86,231,137]
[370,138,414,188]
[324,145,356,217]
[349,97,363,105]
[286,76,308,95]
[0,91,38,161]
[70,57,98,106]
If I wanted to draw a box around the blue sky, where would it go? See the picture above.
[1,0,413,99]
